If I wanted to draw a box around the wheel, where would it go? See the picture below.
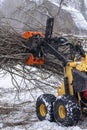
[53,95,80,126]
[36,94,56,122]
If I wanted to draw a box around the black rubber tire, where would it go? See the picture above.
[36,94,56,122]
[53,95,81,126]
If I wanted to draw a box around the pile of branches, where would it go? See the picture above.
[0,26,29,68]
[0,25,63,75]
[0,25,87,74]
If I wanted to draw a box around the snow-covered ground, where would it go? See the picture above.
[0,68,87,130]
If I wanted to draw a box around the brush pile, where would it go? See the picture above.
[0,24,87,77]
[0,26,29,68]
[0,25,63,75]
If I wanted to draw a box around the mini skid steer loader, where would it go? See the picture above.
[24,17,87,126]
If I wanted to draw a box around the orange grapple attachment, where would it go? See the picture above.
[23,31,44,65]
[23,31,43,39]
[26,54,44,65]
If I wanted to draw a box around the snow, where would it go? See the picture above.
[0,69,86,130]
[29,121,86,130]
[65,7,87,30]
[32,0,44,5]
[0,0,87,129]
[84,0,87,8]
[0,0,3,3]
[50,0,87,31]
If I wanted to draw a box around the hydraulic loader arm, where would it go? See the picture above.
[24,17,70,66]
[24,17,85,66]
